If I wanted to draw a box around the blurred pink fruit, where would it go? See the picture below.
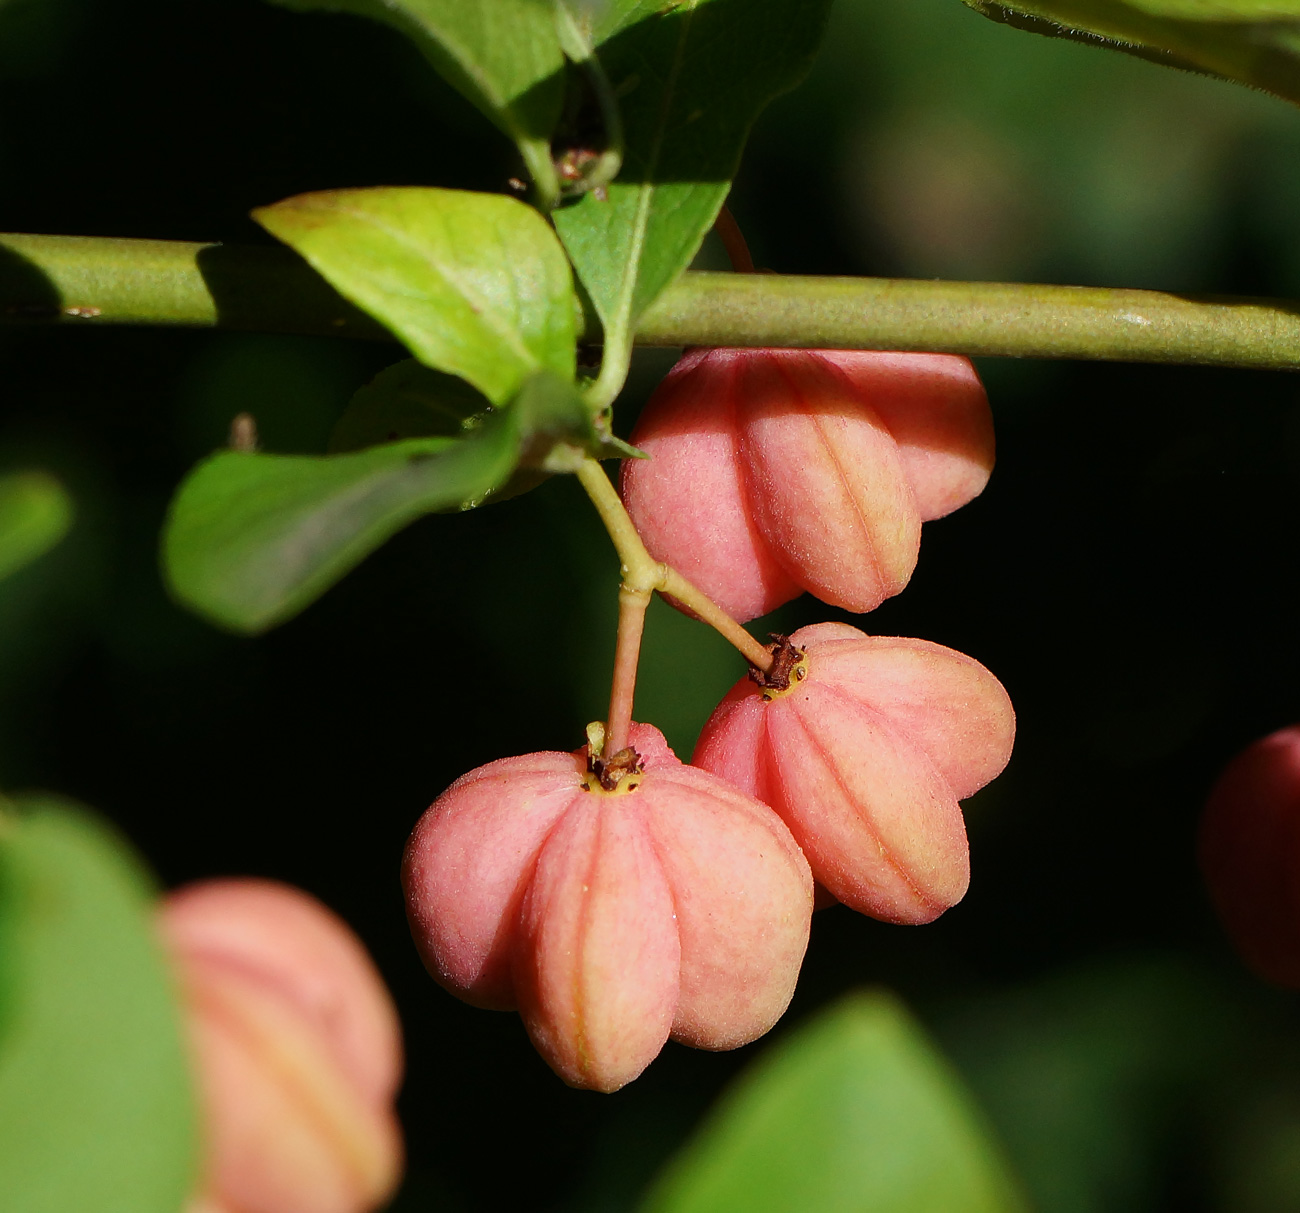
[694,622,1015,924]
[161,879,404,1213]
[621,348,994,622]
[402,722,813,1092]
[1200,725,1300,987]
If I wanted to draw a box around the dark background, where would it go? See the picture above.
[6,1,1300,1209]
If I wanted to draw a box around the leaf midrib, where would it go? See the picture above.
[606,0,701,340]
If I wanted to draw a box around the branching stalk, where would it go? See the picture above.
[659,568,773,670]
[574,457,774,691]
[574,456,663,596]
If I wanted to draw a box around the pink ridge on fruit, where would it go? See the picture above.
[402,722,813,1092]
[621,348,993,622]
[693,622,1015,925]
[161,879,404,1213]
[1199,725,1300,988]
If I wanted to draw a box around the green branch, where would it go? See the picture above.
[5,231,1300,370]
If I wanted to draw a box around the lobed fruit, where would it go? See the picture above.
[402,722,813,1092]
[1199,725,1300,987]
[621,348,994,622]
[160,879,404,1213]
[694,622,1015,925]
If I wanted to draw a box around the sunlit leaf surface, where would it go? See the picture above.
[255,187,577,406]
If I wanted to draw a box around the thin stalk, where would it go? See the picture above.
[605,586,649,757]
[8,233,1300,371]
[660,569,773,670]
[554,4,625,199]
[713,207,756,274]
[574,457,662,594]
[584,325,634,412]
[573,457,773,674]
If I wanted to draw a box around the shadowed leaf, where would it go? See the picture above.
[0,472,72,584]
[265,0,566,197]
[164,371,596,633]
[0,799,196,1213]
[965,0,1300,105]
[640,991,1027,1213]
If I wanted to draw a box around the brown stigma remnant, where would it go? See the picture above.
[749,635,808,700]
[588,746,645,793]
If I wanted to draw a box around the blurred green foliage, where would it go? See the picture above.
[6,0,1300,1210]
[0,798,196,1213]
[0,471,71,584]
[642,992,1027,1213]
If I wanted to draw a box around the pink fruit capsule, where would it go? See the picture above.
[1199,725,1300,987]
[693,622,1015,925]
[160,879,404,1213]
[402,722,813,1093]
[621,348,994,623]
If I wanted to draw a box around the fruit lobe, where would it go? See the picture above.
[693,622,1015,925]
[161,879,404,1213]
[402,722,813,1092]
[621,348,993,623]
[1199,725,1300,987]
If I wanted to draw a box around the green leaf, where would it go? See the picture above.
[640,991,1027,1213]
[331,357,639,460]
[964,0,1300,106]
[0,472,73,584]
[264,0,566,200]
[164,370,595,633]
[0,798,196,1213]
[329,359,490,454]
[553,0,832,372]
[164,430,513,634]
[254,187,578,406]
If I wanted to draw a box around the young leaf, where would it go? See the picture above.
[264,0,566,201]
[0,798,196,1213]
[0,471,73,583]
[640,991,1027,1213]
[254,188,578,406]
[163,371,595,634]
[552,0,832,378]
[965,0,1300,106]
